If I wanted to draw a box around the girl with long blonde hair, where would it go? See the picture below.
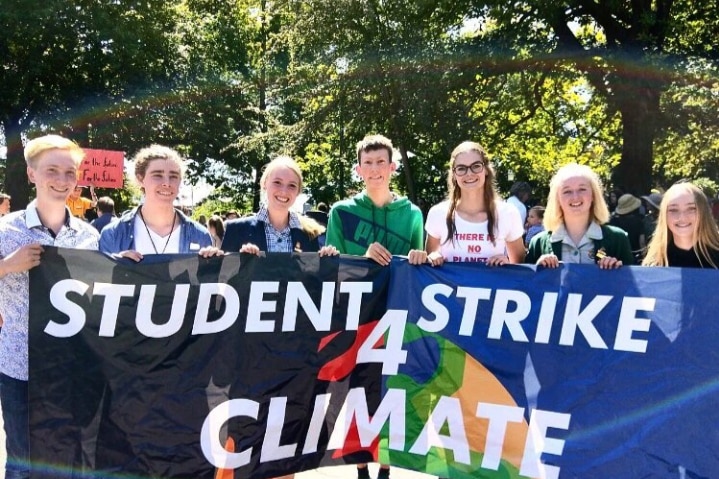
[642,182,719,268]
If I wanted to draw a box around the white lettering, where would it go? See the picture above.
[614,297,655,352]
[488,289,531,342]
[476,403,525,470]
[559,294,611,348]
[417,283,453,332]
[520,409,571,479]
[246,281,280,332]
[327,388,406,451]
[409,396,470,464]
[46,279,91,337]
[283,282,335,332]
[201,398,259,469]
[192,283,241,335]
[457,287,492,336]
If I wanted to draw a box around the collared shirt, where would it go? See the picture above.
[0,201,99,381]
[550,221,604,264]
[256,205,302,253]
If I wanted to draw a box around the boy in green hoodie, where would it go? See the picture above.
[326,134,426,266]
[325,134,426,479]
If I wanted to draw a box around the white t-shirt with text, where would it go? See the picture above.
[425,200,524,263]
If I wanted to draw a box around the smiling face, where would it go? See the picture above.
[665,189,698,246]
[263,165,301,213]
[356,148,395,192]
[558,176,593,220]
[137,158,182,206]
[27,149,80,204]
[452,151,486,191]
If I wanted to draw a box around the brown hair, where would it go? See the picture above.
[445,141,500,245]
[355,134,394,164]
[132,145,185,182]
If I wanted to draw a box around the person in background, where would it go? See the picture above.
[305,201,329,227]
[425,141,525,266]
[609,193,646,262]
[305,202,330,246]
[642,182,719,268]
[506,180,532,226]
[66,185,97,220]
[606,188,622,214]
[197,214,207,227]
[99,145,215,260]
[641,191,663,244]
[325,134,425,479]
[525,163,633,268]
[222,156,337,259]
[90,196,116,233]
[224,210,240,221]
[207,215,225,248]
[525,205,545,247]
[0,193,10,216]
[0,134,99,479]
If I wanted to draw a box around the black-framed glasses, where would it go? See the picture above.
[453,162,484,176]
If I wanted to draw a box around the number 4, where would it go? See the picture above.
[356,309,408,375]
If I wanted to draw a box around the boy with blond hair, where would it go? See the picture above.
[0,134,99,478]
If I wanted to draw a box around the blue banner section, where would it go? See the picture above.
[388,261,719,478]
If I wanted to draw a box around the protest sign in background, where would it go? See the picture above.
[29,248,719,478]
[78,149,125,188]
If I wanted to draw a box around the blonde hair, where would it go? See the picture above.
[543,163,609,232]
[445,141,500,244]
[642,182,719,268]
[24,135,84,169]
[260,156,325,240]
[260,155,303,191]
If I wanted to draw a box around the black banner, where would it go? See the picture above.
[30,248,389,479]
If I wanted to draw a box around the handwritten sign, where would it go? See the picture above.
[79,149,125,188]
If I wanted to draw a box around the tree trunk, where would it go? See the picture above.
[611,88,661,196]
[3,121,30,212]
[397,145,416,203]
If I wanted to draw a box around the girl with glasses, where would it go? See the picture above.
[425,141,526,266]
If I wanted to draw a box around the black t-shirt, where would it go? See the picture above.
[610,212,645,252]
[667,242,719,268]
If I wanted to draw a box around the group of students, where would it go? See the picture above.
[1,133,719,479]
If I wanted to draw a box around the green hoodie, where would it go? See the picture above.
[326,191,424,256]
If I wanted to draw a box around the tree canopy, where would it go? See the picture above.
[1,0,718,209]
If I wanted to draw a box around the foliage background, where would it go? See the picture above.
[1,0,718,212]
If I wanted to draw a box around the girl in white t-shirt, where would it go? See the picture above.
[425,141,526,266]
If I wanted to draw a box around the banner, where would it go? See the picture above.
[29,248,719,479]
[79,149,125,187]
